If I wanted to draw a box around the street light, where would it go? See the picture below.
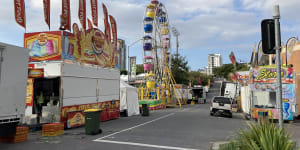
[172,27,180,59]
[128,38,143,83]
[285,37,297,66]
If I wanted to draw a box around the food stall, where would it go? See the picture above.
[250,66,296,121]
[24,24,120,128]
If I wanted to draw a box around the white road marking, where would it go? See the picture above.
[95,140,200,150]
[94,113,175,140]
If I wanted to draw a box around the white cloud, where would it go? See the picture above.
[1,0,300,69]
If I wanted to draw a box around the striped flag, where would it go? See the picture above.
[43,0,50,30]
[14,0,26,29]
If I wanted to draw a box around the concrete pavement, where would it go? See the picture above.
[0,104,247,150]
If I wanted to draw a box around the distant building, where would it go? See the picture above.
[118,39,126,70]
[206,54,222,75]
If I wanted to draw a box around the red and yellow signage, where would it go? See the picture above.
[61,100,120,128]
[26,78,34,106]
[28,69,44,78]
[78,0,86,30]
[24,31,62,61]
[250,66,295,84]
[67,111,85,128]
[63,25,118,68]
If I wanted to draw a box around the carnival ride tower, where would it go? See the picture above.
[139,0,185,109]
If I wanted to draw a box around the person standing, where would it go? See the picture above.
[36,91,44,124]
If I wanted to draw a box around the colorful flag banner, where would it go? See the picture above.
[62,0,71,31]
[109,15,117,49]
[130,56,137,81]
[87,18,93,29]
[102,3,111,42]
[286,37,298,64]
[78,0,86,30]
[229,51,236,68]
[250,43,257,67]
[43,0,50,30]
[198,75,202,85]
[90,0,98,27]
[14,0,26,29]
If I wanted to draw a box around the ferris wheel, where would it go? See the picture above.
[143,0,171,84]
[139,0,184,108]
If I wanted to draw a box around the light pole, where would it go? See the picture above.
[285,37,297,66]
[172,27,180,60]
[128,38,142,83]
[274,5,283,128]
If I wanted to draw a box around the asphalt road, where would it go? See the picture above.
[0,104,247,150]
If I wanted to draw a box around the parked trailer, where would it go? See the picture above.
[25,62,120,128]
[0,42,28,136]
[188,86,206,104]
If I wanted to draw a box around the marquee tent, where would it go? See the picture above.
[120,80,140,116]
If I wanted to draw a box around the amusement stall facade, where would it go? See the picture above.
[24,4,120,128]
[249,66,296,121]
[239,39,300,121]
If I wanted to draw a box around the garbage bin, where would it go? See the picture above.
[84,109,102,135]
[141,104,150,116]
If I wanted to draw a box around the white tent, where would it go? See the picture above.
[241,86,251,114]
[120,75,128,82]
[120,80,140,116]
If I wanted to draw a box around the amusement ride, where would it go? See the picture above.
[138,0,185,109]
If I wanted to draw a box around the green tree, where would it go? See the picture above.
[136,64,144,75]
[213,63,250,80]
[171,55,190,85]
[213,64,234,79]
[188,71,213,86]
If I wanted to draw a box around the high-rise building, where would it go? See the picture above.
[117,39,126,70]
[206,54,222,75]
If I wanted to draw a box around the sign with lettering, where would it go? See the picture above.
[26,78,34,106]
[67,111,85,128]
[250,66,295,84]
[236,71,250,85]
[28,69,44,78]
[14,0,26,28]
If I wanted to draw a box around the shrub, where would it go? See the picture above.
[220,120,296,150]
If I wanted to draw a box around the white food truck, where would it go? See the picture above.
[0,42,28,136]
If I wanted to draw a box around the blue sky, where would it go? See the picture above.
[1,0,300,70]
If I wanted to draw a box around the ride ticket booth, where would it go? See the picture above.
[250,66,297,121]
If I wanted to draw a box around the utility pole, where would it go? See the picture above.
[172,27,180,60]
[274,5,283,128]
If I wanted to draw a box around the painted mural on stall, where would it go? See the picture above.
[250,66,295,84]
[250,66,296,120]
[282,84,296,120]
[61,100,120,128]
[24,31,62,61]
[62,23,119,68]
